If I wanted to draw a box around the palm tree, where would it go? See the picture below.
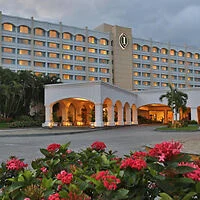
[159,84,188,123]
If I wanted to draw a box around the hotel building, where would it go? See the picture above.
[1,12,200,127]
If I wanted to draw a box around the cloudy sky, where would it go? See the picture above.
[1,0,200,47]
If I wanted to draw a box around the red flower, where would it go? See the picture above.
[66,191,91,200]
[178,162,200,181]
[41,166,48,174]
[6,157,28,171]
[48,193,61,200]
[47,143,61,152]
[132,151,147,159]
[120,157,147,170]
[56,170,73,184]
[92,170,120,190]
[148,141,182,162]
[91,141,106,151]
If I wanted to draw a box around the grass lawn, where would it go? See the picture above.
[156,125,199,131]
[0,122,10,129]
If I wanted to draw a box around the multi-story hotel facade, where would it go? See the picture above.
[1,12,200,127]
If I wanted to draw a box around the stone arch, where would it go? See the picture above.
[131,104,138,124]
[103,98,114,126]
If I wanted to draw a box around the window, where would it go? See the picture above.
[49,53,59,58]
[161,66,168,71]
[63,54,72,60]
[63,74,73,80]
[34,62,45,67]
[161,74,168,79]
[34,51,45,57]
[161,48,168,54]
[63,44,72,50]
[89,76,98,81]
[99,38,108,45]
[171,67,177,71]
[49,30,59,38]
[75,75,85,80]
[18,60,30,66]
[153,82,159,86]
[178,60,184,65]
[142,73,150,77]
[34,40,45,46]
[179,84,185,88]
[18,38,31,45]
[153,74,159,78]
[161,58,168,63]
[75,56,85,61]
[88,48,97,53]
[48,63,59,68]
[152,47,159,53]
[63,32,72,40]
[179,76,185,80]
[194,63,200,67]
[35,28,45,36]
[100,77,109,82]
[170,59,176,64]
[161,83,168,87]
[152,57,159,61]
[194,53,199,59]
[88,57,97,63]
[76,46,85,51]
[171,75,177,80]
[187,69,193,73]
[133,44,140,50]
[186,52,192,58]
[75,66,85,71]
[89,67,98,72]
[152,65,159,70]
[19,25,30,34]
[170,49,176,56]
[100,49,108,55]
[188,77,193,81]
[178,68,185,73]
[48,43,59,48]
[99,59,109,64]
[2,47,15,53]
[195,70,200,74]
[2,36,15,43]
[143,81,150,86]
[75,34,84,42]
[142,55,149,60]
[133,63,140,68]
[178,51,184,57]
[3,23,14,31]
[133,72,140,76]
[133,54,140,59]
[100,68,109,73]
[88,36,97,44]
[18,49,30,55]
[142,45,150,52]
[134,80,141,85]
[2,58,15,64]
[142,64,150,68]
[63,65,73,70]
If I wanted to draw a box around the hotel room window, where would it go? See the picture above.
[63,74,73,80]
[49,53,59,58]
[75,66,85,71]
[63,54,72,60]
[133,63,140,68]
[133,54,140,59]
[18,38,31,45]
[63,44,72,50]
[18,60,30,66]
[63,65,73,70]
[152,47,159,53]
[48,42,59,48]
[34,40,45,46]
[170,49,176,56]
[133,44,140,50]
[34,51,45,57]
[35,28,45,36]
[186,52,192,58]
[178,60,184,65]
[142,45,150,52]
[152,57,159,61]
[100,68,109,73]
[34,62,45,67]
[142,55,149,60]
[63,32,72,40]
[75,75,85,80]
[178,51,184,57]
[19,25,30,34]
[194,53,199,59]
[99,38,108,45]
[2,58,15,64]
[49,30,59,38]
[161,66,168,71]
[2,36,15,43]
[161,48,168,54]
[89,67,98,72]
[100,49,108,55]
[18,49,30,55]
[75,34,85,42]
[75,46,85,51]
[88,36,97,44]
[161,58,168,63]
[75,56,85,61]
[89,77,98,81]
[88,57,97,63]
[2,47,15,53]
[3,23,14,32]
[48,63,59,69]
[88,48,97,53]
[152,65,159,70]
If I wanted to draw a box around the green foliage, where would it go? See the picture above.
[0,141,200,199]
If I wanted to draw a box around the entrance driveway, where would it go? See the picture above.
[0,125,199,164]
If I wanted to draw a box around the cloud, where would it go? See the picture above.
[0,0,200,46]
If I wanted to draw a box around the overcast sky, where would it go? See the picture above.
[1,0,200,47]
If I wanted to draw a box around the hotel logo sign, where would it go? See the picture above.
[119,33,128,49]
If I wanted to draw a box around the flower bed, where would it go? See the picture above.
[0,140,200,199]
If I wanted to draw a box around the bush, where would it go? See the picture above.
[0,140,200,199]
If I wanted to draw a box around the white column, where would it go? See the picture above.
[125,107,131,125]
[118,106,124,125]
[132,107,138,124]
[107,105,115,126]
[191,107,198,121]
[42,105,53,127]
[94,103,104,127]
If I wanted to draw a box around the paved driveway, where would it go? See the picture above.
[0,125,199,165]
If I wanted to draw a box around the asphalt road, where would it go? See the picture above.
[0,125,199,165]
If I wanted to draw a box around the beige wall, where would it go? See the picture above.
[95,24,133,91]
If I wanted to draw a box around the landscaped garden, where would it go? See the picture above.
[0,140,200,200]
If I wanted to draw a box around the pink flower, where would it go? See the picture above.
[91,141,106,151]
[47,143,61,152]
[6,157,28,171]
[120,157,147,170]
[41,166,48,173]
[56,170,73,184]
[178,162,200,181]
[24,198,31,200]
[66,149,72,154]
[48,193,61,200]
[148,141,182,162]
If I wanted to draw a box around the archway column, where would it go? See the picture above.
[107,105,115,126]
[94,103,104,127]
[118,106,124,125]
[125,107,131,125]
[191,107,198,121]
[132,107,138,124]
[42,105,53,127]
